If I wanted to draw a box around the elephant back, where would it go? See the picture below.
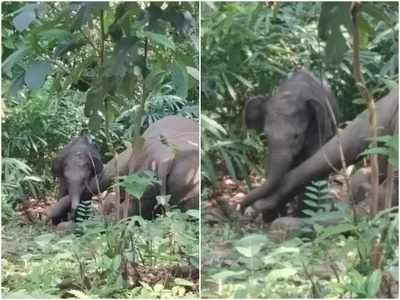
[127,116,199,207]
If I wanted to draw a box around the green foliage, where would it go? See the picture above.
[1,158,43,223]
[201,114,262,188]
[203,206,398,298]
[301,180,349,234]
[361,135,399,169]
[1,83,85,168]
[2,210,199,298]
[117,171,160,200]
[2,1,199,163]
[201,2,398,188]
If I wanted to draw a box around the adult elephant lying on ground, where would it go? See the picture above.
[242,69,338,219]
[47,116,199,223]
[248,88,398,216]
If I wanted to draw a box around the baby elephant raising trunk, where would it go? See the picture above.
[52,136,103,221]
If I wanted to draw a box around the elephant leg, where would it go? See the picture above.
[47,195,71,225]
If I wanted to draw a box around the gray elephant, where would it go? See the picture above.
[242,69,339,219]
[250,88,398,215]
[126,115,199,219]
[52,136,103,222]
[48,116,198,223]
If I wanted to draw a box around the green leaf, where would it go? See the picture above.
[72,2,109,32]
[13,4,36,31]
[84,88,105,131]
[318,2,352,64]
[316,223,355,241]
[171,64,189,99]
[9,73,26,97]
[366,270,382,297]
[222,72,237,100]
[220,150,237,180]
[144,70,165,98]
[39,29,73,42]
[104,37,139,80]
[361,148,389,157]
[2,48,31,73]
[185,209,200,219]
[202,115,227,137]
[174,278,194,287]
[305,186,319,193]
[303,199,319,208]
[302,209,316,217]
[304,192,319,200]
[211,270,246,281]
[234,234,269,257]
[35,233,56,249]
[24,62,52,89]
[229,72,253,88]
[265,267,297,281]
[117,172,159,200]
[186,66,199,81]
[144,31,176,50]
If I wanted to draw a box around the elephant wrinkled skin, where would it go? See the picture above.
[47,116,199,223]
[241,69,339,218]
[251,88,398,216]
[51,136,103,223]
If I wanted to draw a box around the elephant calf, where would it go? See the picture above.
[52,136,103,223]
[241,69,339,220]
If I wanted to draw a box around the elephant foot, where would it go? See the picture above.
[252,196,280,212]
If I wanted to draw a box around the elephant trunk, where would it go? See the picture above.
[241,150,293,209]
[68,180,83,214]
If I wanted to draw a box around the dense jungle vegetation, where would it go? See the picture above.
[201,2,398,298]
[2,2,199,298]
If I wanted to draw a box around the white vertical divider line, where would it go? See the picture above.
[198,0,202,297]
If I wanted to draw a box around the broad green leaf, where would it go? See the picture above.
[72,2,109,32]
[35,233,56,249]
[234,234,269,257]
[2,48,31,73]
[316,223,355,241]
[366,270,382,297]
[24,62,52,89]
[211,270,246,281]
[144,31,176,50]
[117,172,159,199]
[13,4,36,31]
[318,2,352,64]
[171,64,188,99]
[104,37,139,80]
[174,278,194,287]
[39,29,73,42]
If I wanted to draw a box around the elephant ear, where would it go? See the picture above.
[244,95,268,132]
[306,97,336,146]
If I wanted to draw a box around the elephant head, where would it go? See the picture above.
[52,136,103,216]
[243,70,338,200]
